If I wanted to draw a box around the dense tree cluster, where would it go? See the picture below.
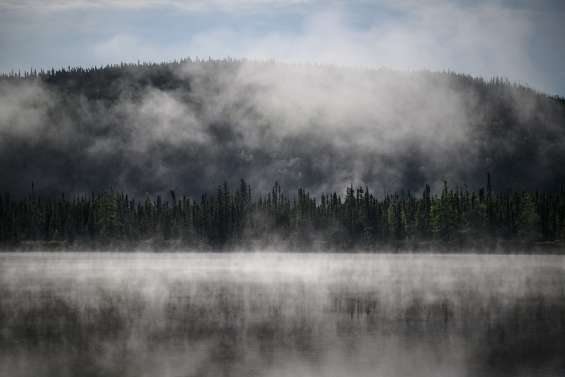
[1,178,564,251]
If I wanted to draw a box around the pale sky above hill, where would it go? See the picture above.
[1,0,564,95]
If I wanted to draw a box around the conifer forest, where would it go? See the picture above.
[1,59,565,251]
[2,178,565,251]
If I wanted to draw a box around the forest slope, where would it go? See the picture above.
[1,59,565,197]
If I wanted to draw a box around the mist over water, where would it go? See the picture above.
[1,252,564,377]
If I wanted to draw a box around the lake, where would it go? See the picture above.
[1,252,564,377]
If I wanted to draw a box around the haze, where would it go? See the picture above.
[1,0,565,96]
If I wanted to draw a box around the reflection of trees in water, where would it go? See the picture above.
[0,255,564,376]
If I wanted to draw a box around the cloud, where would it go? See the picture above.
[242,4,540,88]
[2,1,563,95]
[0,0,313,12]
[89,1,546,92]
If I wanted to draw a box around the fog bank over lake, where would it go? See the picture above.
[1,252,564,377]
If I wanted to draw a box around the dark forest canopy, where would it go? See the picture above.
[1,179,565,252]
[1,58,565,199]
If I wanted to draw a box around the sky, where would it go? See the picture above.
[0,0,564,96]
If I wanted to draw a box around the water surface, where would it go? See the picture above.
[1,252,564,377]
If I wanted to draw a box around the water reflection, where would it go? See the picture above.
[0,253,564,377]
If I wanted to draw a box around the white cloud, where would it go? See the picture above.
[0,0,313,12]
[92,2,543,89]
[3,0,557,94]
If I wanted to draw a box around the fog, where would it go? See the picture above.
[1,60,564,198]
[5,1,564,96]
[1,252,564,377]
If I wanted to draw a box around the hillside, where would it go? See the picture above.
[1,59,565,197]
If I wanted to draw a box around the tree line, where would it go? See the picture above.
[3,58,561,103]
[1,177,564,251]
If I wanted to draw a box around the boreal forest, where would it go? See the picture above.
[1,59,565,250]
[1,177,565,251]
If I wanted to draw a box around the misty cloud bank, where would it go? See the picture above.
[1,59,565,197]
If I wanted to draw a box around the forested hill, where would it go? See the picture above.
[1,58,565,198]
